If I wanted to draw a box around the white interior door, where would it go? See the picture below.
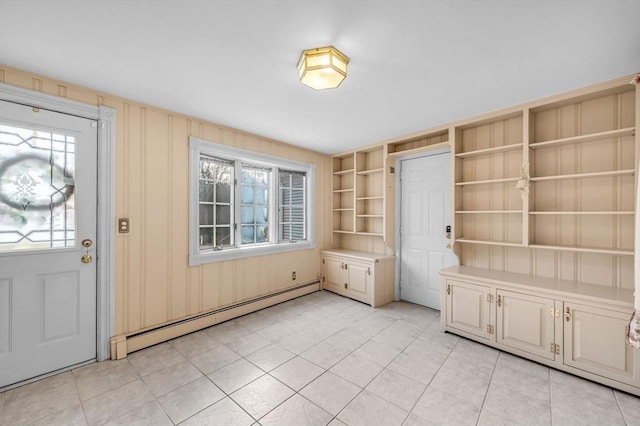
[0,100,97,388]
[399,152,456,309]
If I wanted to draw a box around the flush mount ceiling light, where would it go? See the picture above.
[297,46,350,90]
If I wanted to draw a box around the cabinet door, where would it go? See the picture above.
[323,256,344,290]
[446,280,492,340]
[564,303,635,385]
[496,290,555,360]
[345,260,371,305]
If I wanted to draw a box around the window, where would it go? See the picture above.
[189,137,314,265]
[279,170,306,241]
[198,156,234,249]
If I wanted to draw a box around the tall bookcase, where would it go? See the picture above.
[331,145,389,251]
[452,81,637,288]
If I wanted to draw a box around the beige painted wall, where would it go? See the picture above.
[0,65,333,337]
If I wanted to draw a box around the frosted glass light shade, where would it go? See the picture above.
[297,46,349,90]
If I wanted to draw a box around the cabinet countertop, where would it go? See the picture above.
[440,265,634,308]
[321,249,395,262]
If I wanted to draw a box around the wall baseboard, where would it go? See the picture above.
[110,281,320,359]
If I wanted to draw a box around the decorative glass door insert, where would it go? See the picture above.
[0,123,76,252]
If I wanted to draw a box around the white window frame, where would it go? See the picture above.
[189,136,315,266]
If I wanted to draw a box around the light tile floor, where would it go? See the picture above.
[1,290,639,425]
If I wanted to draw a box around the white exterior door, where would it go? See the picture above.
[0,100,98,388]
[399,152,455,309]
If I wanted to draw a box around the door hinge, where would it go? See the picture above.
[91,121,98,128]
[486,294,494,303]
[322,259,325,265]
[344,283,348,289]
[486,325,494,334]
[344,263,348,270]
[497,295,502,307]
[550,343,560,354]
[565,307,571,322]
[366,267,371,276]
[550,307,560,318]
[447,284,451,295]
[322,276,325,283]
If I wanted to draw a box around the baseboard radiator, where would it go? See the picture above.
[110,280,320,359]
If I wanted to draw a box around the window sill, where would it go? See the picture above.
[189,240,315,266]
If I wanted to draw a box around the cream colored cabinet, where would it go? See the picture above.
[445,280,493,340]
[496,290,557,361]
[321,249,394,307]
[564,302,636,386]
[440,266,639,396]
[322,255,371,304]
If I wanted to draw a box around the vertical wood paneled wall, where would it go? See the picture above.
[0,65,333,337]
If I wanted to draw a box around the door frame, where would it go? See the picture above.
[0,82,115,362]
[394,146,457,302]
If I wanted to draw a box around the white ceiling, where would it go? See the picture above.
[1,1,639,155]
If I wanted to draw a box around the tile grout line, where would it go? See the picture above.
[403,334,462,424]
[474,350,501,426]
[70,368,92,426]
[548,362,554,426]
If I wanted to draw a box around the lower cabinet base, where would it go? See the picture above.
[440,266,639,397]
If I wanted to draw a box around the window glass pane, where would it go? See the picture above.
[0,124,76,252]
[256,225,269,243]
[281,189,291,205]
[215,182,231,203]
[279,174,290,187]
[199,227,213,248]
[256,187,268,205]
[241,225,255,244]
[215,227,231,246]
[241,167,254,184]
[292,208,304,222]
[257,207,268,224]
[292,174,305,188]
[255,170,269,186]
[241,186,254,204]
[292,224,304,239]
[281,206,291,222]
[241,206,254,224]
[199,205,213,225]
[216,205,231,225]
[199,182,213,202]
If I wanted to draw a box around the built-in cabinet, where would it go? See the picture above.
[325,74,638,394]
[327,144,396,305]
[440,266,639,395]
[321,249,394,307]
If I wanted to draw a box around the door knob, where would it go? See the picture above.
[81,238,94,263]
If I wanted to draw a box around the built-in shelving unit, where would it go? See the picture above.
[332,153,355,234]
[525,84,636,264]
[331,145,387,247]
[387,130,449,157]
[453,112,525,248]
[329,73,637,296]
